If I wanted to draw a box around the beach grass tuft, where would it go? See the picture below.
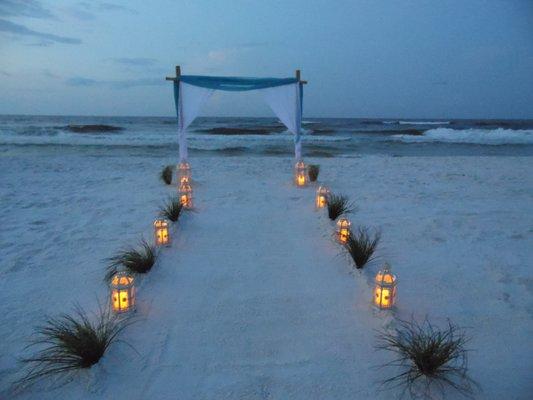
[327,193,355,220]
[376,317,476,398]
[308,164,320,182]
[343,226,380,268]
[105,239,157,281]
[18,305,130,386]
[160,197,183,222]
[161,165,173,185]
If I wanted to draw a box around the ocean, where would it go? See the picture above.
[1,115,532,157]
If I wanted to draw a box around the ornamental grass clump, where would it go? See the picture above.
[327,193,355,220]
[160,165,173,185]
[19,305,130,386]
[376,318,477,399]
[105,239,157,281]
[160,197,184,222]
[308,164,320,182]
[344,226,380,268]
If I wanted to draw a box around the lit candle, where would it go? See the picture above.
[336,218,351,244]
[374,263,397,309]
[154,219,170,246]
[294,161,307,187]
[179,182,193,208]
[316,186,329,208]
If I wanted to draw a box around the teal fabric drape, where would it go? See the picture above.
[179,75,298,91]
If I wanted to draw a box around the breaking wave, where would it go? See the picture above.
[196,126,284,135]
[384,120,450,125]
[394,128,533,145]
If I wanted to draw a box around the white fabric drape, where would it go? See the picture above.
[178,82,214,161]
[261,83,302,160]
[177,81,302,161]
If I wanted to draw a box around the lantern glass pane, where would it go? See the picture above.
[373,264,397,309]
[294,161,307,186]
[336,218,351,243]
[154,219,170,246]
[179,183,193,208]
[110,272,135,313]
[177,162,192,185]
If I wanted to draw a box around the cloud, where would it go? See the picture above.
[63,2,137,21]
[111,57,157,67]
[63,7,96,21]
[111,78,165,89]
[0,0,54,19]
[205,42,277,64]
[65,76,165,88]
[66,77,98,86]
[208,50,229,63]
[26,39,53,47]
[42,69,60,78]
[97,2,137,14]
[75,1,137,15]
[237,41,277,49]
[0,18,81,44]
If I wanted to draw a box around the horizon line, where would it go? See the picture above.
[1,113,532,121]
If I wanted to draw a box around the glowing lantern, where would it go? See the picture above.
[154,218,170,246]
[336,218,351,244]
[179,182,193,208]
[294,161,307,187]
[374,263,397,309]
[315,186,329,208]
[110,271,135,314]
[177,162,191,185]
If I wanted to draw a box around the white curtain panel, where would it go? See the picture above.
[261,83,302,160]
[178,82,214,161]
[177,81,302,161]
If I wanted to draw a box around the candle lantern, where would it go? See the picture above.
[294,161,307,187]
[373,263,397,309]
[110,271,135,314]
[179,182,193,208]
[177,162,191,185]
[336,217,351,244]
[154,218,171,246]
[315,186,329,209]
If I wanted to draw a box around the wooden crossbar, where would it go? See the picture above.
[165,66,307,84]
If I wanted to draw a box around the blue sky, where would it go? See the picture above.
[1,0,532,118]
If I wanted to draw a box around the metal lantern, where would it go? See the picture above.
[315,186,329,209]
[374,263,397,309]
[294,161,307,187]
[110,270,135,314]
[177,162,191,185]
[179,182,193,209]
[336,217,351,244]
[154,218,171,246]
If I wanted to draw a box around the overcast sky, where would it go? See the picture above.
[1,0,532,118]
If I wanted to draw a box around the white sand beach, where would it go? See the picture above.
[2,0,533,397]
[1,149,531,399]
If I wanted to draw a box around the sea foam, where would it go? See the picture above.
[394,128,533,145]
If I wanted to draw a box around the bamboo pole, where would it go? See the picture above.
[165,65,181,81]
[295,69,308,84]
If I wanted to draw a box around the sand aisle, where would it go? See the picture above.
[126,157,383,399]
